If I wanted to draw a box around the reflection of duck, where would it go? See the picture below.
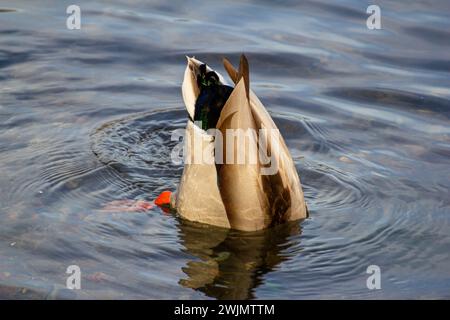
[164,55,308,231]
[177,219,302,300]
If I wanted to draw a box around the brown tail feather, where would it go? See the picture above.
[238,54,250,99]
[223,54,250,99]
[223,57,239,84]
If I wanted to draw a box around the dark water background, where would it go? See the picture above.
[1,0,450,299]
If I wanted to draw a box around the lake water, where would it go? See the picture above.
[1,0,449,299]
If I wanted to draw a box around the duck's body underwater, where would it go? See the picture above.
[160,55,308,232]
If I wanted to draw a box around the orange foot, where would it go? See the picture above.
[154,191,172,206]
[154,191,172,214]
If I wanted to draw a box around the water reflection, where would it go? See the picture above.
[177,219,302,299]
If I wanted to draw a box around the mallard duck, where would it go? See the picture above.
[161,54,308,231]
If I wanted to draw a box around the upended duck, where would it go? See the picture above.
[155,55,308,232]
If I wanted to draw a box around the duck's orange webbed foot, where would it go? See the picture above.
[154,191,172,214]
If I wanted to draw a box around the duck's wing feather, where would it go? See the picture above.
[217,56,307,230]
[175,121,230,229]
[216,78,271,231]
